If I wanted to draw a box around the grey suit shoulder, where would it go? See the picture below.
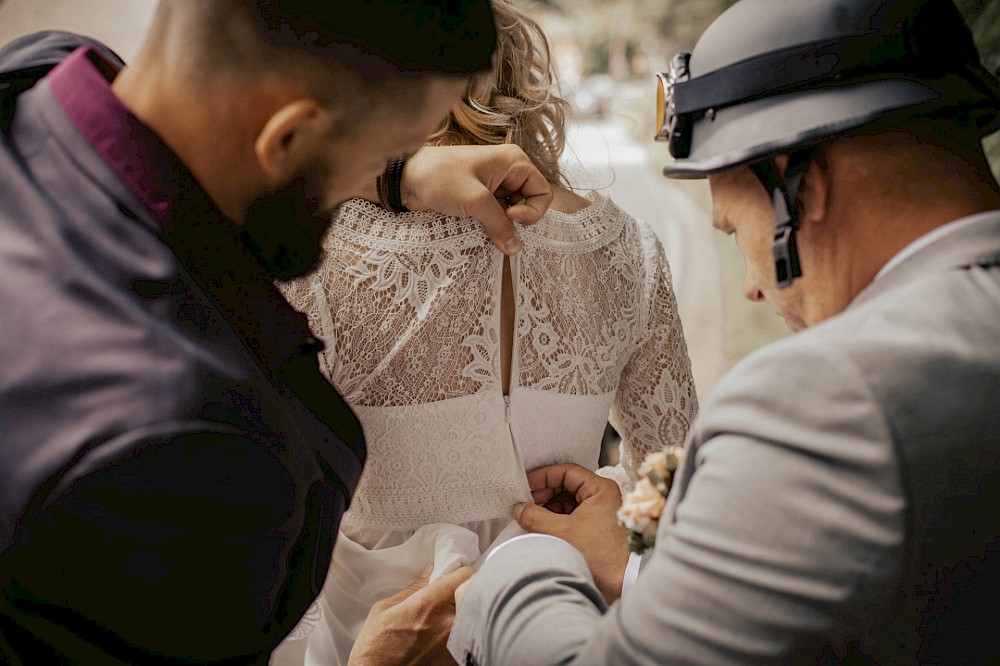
[450,211,1000,665]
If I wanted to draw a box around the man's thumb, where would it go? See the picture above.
[515,502,564,535]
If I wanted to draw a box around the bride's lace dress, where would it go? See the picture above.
[269,192,698,665]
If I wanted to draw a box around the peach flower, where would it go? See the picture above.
[617,446,685,553]
[617,477,666,544]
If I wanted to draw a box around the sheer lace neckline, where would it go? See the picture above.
[334,192,621,248]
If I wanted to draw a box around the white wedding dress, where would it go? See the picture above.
[270,192,698,665]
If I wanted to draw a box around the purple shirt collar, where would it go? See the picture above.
[46,46,196,227]
[44,46,320,372]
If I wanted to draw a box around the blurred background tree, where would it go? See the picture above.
[538,0,997,76]
[956,0,1000,73]
[534,0,739,76]
[956,0,1000,168]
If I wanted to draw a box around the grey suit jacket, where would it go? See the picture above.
[449,211,1000,665]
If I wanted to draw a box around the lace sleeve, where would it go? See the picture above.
[600,223,699,492]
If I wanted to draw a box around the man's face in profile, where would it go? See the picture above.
[708,164,810,332]
[241,75,470,281]
[240,163,334,281]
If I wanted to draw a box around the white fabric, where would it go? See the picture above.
[621,551,642,596]
[483,535,641,597]
[874,210,998,282]
[269,193,698,665]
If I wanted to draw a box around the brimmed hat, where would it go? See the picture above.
[657,0,1000,179]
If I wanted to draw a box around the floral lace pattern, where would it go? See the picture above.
[279,194,698,529]
[283,600,323,641]
[342,396,531,529]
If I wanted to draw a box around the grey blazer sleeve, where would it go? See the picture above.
[448,339,906,665]
[449,536,607,666]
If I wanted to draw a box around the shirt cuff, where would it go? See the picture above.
[621,551,642,596]
[486,534,639,598]
[483,533,569,565]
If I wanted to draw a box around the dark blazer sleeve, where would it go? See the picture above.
[0,425,314,664]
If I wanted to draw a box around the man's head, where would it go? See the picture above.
[656,0,1000,328]
[119,0,495,278]
[706,123,1000,330]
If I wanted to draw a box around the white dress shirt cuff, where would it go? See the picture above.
[484,533,566,565]
[485,534,640,597]
[621,551,642,596]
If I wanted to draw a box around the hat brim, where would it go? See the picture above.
[662,75,1000,179]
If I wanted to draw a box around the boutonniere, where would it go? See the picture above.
[616,446,684,554]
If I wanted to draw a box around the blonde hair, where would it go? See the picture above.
[425,0,569,185]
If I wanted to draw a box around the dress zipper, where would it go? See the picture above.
[504,253,532,501]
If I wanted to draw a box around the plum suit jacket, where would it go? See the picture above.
[0,32,365,664]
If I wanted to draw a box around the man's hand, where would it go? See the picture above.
[401,144,553,255]
[516,464,629,603]
[348,565,475,666]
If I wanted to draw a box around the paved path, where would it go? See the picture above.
[564,120,731,397]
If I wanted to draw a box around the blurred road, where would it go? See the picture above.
[564,119,731,398]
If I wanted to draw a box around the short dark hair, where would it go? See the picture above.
[251,0,496,73]
[183,1,495,78]
[167,0,496,128]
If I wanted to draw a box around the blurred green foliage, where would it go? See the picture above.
[955,0,1000,74]
[534,0,738,73]
[956,0,1000,171]
[539,0,997,75]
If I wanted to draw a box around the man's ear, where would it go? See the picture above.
[797,158,830,228]
[254,99,329,185]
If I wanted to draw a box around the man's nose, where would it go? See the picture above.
[743,272,766,303]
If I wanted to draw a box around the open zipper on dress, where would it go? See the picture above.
[502,252,533,502]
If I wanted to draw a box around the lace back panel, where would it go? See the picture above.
[280,194,698,529]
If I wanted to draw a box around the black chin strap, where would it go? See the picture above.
[749,147,816,289]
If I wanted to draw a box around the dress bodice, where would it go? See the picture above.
[280,193,698,530]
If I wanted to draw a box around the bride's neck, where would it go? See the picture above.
[550,184,592,215]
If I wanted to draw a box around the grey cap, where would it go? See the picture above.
[661,0,1000,179]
